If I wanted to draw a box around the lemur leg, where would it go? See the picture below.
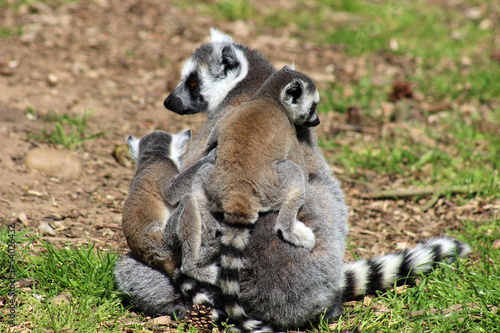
[175,194,219,285]
[274,160,315,251]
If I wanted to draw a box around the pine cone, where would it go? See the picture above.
[183,304,215,333]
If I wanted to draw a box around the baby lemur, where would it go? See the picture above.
[207,66,319,245]
[122,129,221,287]
[193,66,321,325]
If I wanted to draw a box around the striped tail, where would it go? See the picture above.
[342,236,471,300]
[176,274,227,323]
[220,225,273,333]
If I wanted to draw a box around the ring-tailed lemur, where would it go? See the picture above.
[194,67,322,328]
[121,129,224,315]
[114,29,472,332]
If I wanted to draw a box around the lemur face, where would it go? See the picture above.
[164,29,249,115]
[282,78,320,127]
[263,66,321,127]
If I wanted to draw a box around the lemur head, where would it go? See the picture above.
[257,66,320,127]
[164,28,249,115]
[126,129,191,168]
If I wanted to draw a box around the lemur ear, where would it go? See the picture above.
[172,129,192,157]
[210,28,233,44]
[285,80,303,104]
[126,135,140,163]
[221,45,239,70]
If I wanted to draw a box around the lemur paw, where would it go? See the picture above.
[183,263,220,285]
[276,220,315,251]
[205,148,217,164]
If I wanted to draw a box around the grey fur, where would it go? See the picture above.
[114,252,189,318]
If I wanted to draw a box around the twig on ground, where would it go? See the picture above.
[337,174,377,190]
[360,185,480,211]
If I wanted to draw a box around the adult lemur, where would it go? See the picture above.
[114,29,471,331]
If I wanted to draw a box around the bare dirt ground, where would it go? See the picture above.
[0,0,494,265]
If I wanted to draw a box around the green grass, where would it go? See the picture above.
[206,0,500,105]
[0,225,132,332]
[28,108,106,150]
[320,114,500,198]
[211,0,256,21]
[307,0,500,201]
[0,26,22,38]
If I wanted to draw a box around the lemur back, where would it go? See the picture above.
[122,130,188,275]
[122,129,222,292]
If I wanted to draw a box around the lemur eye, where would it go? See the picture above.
[190,79,196,88]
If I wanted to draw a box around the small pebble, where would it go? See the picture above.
[38,222,56,236]
[148,316,172,326]
[18,212,29,227]
[25,147,82,179]
[47,73,58,86]
[52,292,71,306]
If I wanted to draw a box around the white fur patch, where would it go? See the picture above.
[222,228,250,250]
[291,220,316,251]
[343,260,370,296]
[169,129,191,169]
[126,135,140,163]
[180,57,197,80]
[226,303,246,318]
[221,255,244,269]
[281,80,319,124]
[181,280,195,293]
[221,279,240,296]
[407,245,434,272]
[199,46,249,114]
[210,28,233,44]
[314,89,320,103]
[243,320,271,332]
[193,292,213,305]
[376,253,405,289]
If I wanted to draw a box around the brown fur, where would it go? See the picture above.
[122,159,179,274]
[209,98,305,225]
